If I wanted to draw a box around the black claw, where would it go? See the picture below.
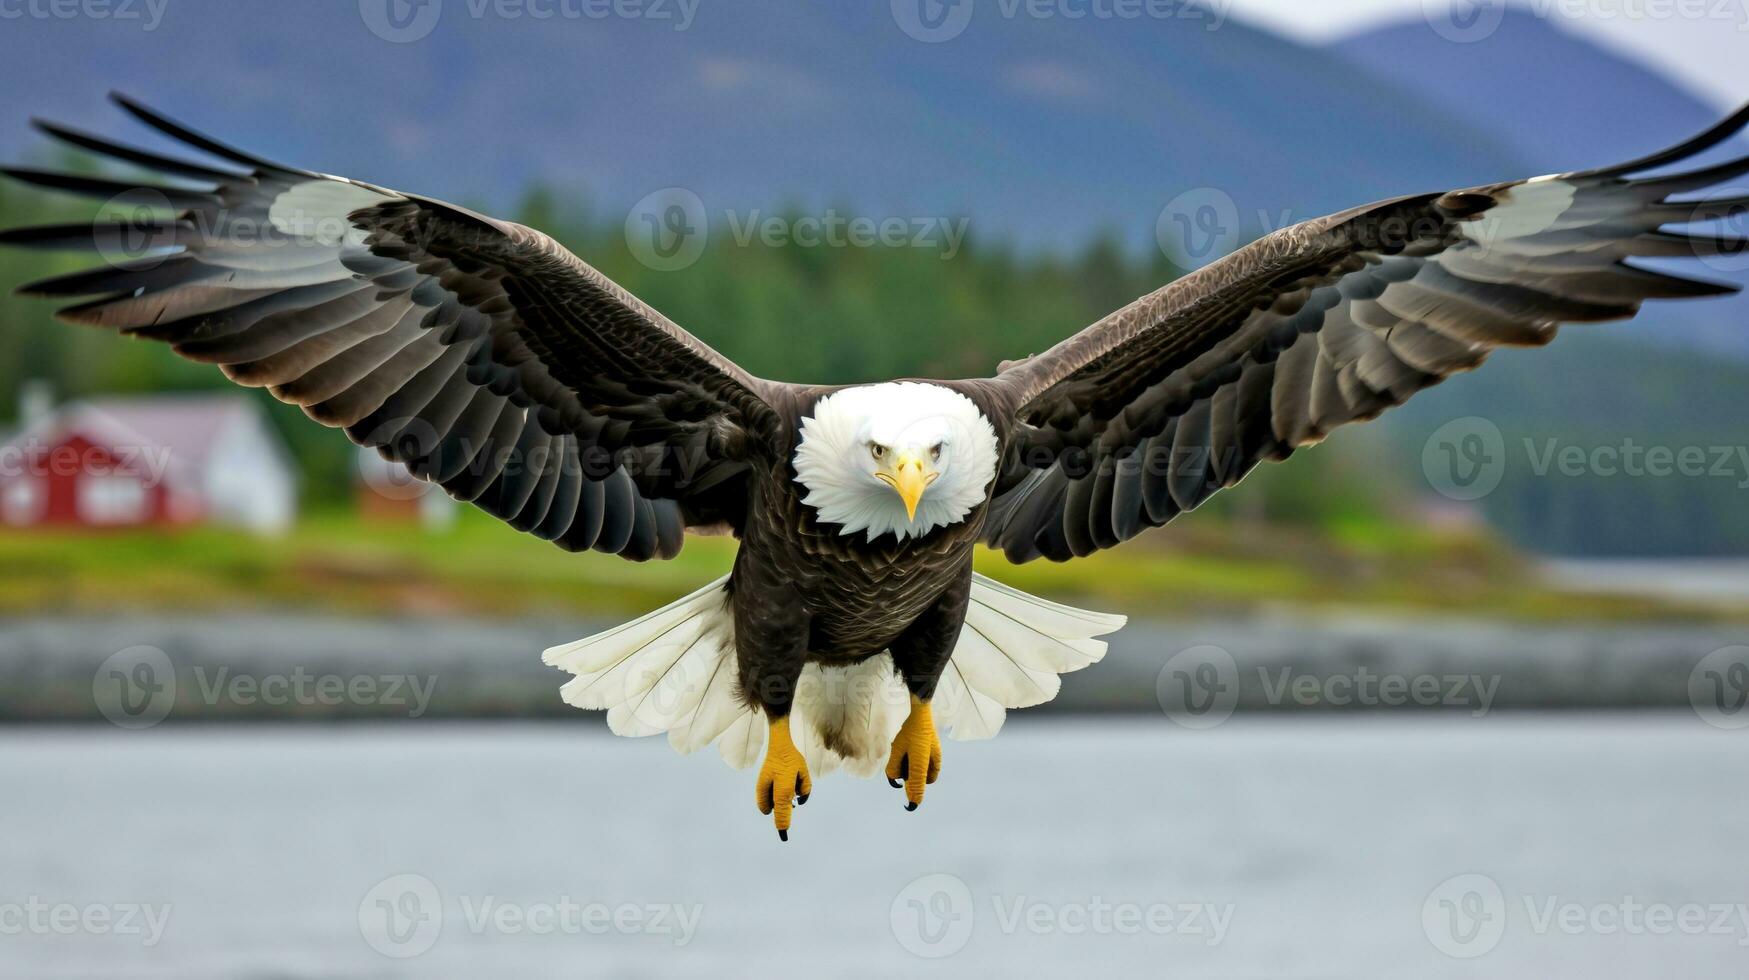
[797,793,809,805]
[778,828,789,842]
[887,778,902,789]
[905,801,919,812]
[795,774,806,803]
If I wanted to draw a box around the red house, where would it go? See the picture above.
[0,391,297,534]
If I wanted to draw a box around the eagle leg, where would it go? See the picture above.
[885,694,942,810]
[755,715,812,842]
[883,566,969,811]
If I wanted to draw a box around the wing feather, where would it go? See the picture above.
[986,106,1749,562]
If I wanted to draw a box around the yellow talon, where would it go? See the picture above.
[755,715,812,841]
[885,694,941,810]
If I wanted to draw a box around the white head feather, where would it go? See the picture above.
[792,382,999,543]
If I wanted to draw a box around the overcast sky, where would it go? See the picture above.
[1224,0,1749,109]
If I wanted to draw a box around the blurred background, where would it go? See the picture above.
[2,0,1748,976]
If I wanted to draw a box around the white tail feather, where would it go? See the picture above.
[542,572,1126,776]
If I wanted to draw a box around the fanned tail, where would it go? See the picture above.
[542,572,1126,776]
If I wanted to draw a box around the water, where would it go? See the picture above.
[1543,558,1749,603]
[2,717,1745,978]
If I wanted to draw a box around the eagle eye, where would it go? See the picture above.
[869,442,886,460]
[929,443,943,461]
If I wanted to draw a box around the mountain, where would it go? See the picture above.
[1331,9,1731,167]
[0,0,1526,255]
[1332,9,1749,359]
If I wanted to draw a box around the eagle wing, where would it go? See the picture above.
[1,94,787,561]
[985,105,1749,563]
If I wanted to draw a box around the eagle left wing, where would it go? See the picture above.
[1,94,788,560]
[984,104,1749,563]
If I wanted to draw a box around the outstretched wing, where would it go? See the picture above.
[1,94,785,560]
[985,105,1749,562]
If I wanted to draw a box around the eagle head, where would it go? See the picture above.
[792,382,999,543]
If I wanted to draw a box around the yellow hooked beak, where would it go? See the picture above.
[878,452,937,521]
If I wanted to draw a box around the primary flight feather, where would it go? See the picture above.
[5,94,1746,839]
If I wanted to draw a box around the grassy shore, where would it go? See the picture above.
[1,508,1737,623]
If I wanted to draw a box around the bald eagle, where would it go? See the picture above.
[5,96,1747,838]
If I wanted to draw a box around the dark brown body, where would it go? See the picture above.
[727,382,1014,717]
